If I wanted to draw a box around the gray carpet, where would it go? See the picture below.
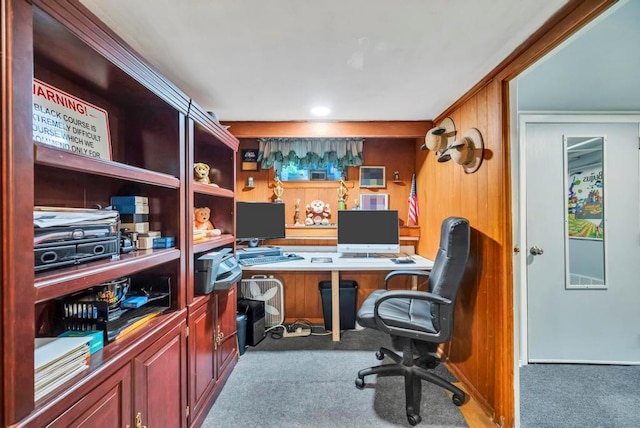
[520,364,640,428]
[203,328,468,427]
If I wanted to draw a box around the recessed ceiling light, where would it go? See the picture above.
[311,106,331,116]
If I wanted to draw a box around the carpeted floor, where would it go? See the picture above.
[203,328,468,427]
[520,363,640,428]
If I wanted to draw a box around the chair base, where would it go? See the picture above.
[355,346,466,426]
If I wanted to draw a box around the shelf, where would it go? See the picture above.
[34,310,184,410]
[192,182,234,198]
[193,234,235,254]
[35,144,181,189]
[35,248,181,303]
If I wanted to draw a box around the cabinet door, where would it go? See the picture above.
[216,285,238,377]
[47,365,131,428]
[187,297,215,421]
[134,320,187,428]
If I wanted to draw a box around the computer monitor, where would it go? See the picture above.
[236,202,285,246]
[337,210,400,254]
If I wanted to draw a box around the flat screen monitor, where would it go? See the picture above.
[337,210,400,254]
[236,202,286,245]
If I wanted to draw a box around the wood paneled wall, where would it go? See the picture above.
[228,122,431,323]
[236,138,417,224]
[417,81,506,424]
[421,1,616,426]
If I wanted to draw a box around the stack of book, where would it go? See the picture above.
[111,196,149,234]
[34,336,91,401]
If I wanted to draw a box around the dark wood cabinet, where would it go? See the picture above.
[133,319,187,428]
[187,286,238,427]
[1,1,238,427]
[188,296,216,424]
[46,365,132,428]
[216,285,239,380]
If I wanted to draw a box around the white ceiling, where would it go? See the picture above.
[80,0,568,122]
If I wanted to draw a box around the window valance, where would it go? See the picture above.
[257,137,364,169]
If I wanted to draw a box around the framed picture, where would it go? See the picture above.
[360,193,388,210]
[241,149,259,171]
[359,166,386,188]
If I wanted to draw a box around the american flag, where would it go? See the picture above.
[408,173,419,225]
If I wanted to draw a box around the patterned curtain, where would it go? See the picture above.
[257,137,364,169]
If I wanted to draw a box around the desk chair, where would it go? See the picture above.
[355,217,470,426]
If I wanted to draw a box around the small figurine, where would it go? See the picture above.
[193,207,221,237]
[352,198,360,210]
[273,170,284,203]
[305,200,331,225]
[294,199,301,225]
[393,170,400,181]
[337,177,347,210]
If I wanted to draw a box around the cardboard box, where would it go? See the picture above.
[153,237,175,249]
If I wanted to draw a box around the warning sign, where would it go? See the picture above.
[32,79,112,160]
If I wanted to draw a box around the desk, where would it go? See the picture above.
[241,252,434,341]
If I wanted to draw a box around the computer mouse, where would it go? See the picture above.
[288,253,297,258]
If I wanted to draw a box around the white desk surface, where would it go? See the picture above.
[240,252,434,271]
[240,251,433,341]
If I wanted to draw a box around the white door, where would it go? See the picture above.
[525,120,640,363]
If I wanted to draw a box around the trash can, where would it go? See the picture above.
[318,280,358,331]
[236,313,247,355]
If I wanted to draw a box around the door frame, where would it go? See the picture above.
[512,113,640,426]
[515,113,640,365]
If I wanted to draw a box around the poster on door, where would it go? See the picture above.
[567,165,603,239]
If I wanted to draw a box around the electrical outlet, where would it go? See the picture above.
[282,328,311,338]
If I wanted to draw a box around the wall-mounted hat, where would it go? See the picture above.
[421,117,456,154]
[438,128,484,173]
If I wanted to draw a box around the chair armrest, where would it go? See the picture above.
[383,270,430,290]
[374,290,451,308]
[373,290,452,342]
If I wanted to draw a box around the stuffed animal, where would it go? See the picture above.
[305,200,331,225]
[193,207,222,237]
[193,162,211,184]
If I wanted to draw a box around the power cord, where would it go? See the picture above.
[265,320,334,340]
[289,318,332,336]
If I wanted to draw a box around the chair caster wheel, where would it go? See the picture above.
[452,394,465,406]
[407,414,422,426]
[375,350,384,360]
[355,377,365,389]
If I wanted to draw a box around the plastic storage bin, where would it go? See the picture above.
[318,280,358,331]
[236,313,247,355]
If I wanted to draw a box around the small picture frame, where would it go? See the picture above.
[241,149,259,171]
[359,166,386,188]
[360,194,389,210]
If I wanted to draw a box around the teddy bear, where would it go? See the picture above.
[193,207,222,237]
[305,200,331,225]
[193,162,211,184]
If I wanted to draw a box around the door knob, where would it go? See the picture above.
[529,246,544,255]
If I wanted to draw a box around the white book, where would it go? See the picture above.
[35,360,88,402]
[34,337,91,371]
[35,349,89,383]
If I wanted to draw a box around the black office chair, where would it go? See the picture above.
[355,216,470,426]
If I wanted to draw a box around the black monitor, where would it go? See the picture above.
[337,210,400,254]
[236,202,285,246]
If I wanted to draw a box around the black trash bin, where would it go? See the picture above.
[318,280,358,331]
[236,313,247,356]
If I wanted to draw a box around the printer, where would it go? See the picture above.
[194,248,242,295]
